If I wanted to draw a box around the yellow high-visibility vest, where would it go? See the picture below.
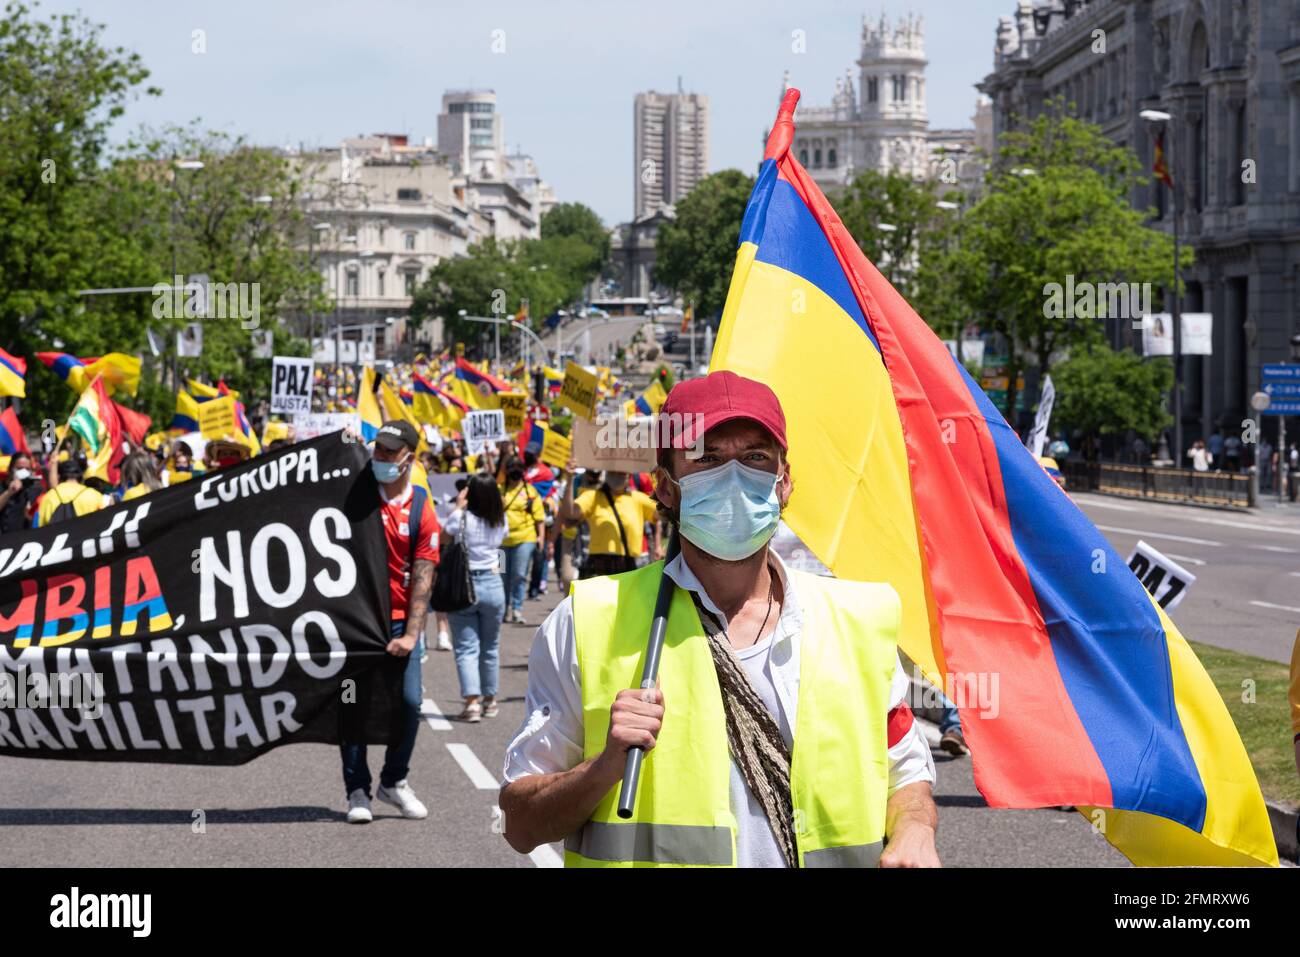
[566,560,898,867]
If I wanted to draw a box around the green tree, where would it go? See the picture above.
[937,100,1189,419]
[540,202,609,284]
[654,169,755,318]
[1051,344,1173,454]
[834,169,944,302]
[118,126,323,411]
[0,2,161,424]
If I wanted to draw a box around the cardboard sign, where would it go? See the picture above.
[271,356,314,414]
[1126,540,1196,611]
[571,414,658,472]
[464,409,507,455]
[196,395,237,440]
[498,392,528,433]
[557,361,599,420]
[540,427,572,469]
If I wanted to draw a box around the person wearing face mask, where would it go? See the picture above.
[339,419,441,825]
[0,452,41,533]
[559,464,661,579]
[500,370,939,868]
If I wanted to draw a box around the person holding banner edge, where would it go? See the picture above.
[499,370,938,867]
[341,419,439,824]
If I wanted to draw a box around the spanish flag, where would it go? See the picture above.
[712,89,1276,867]
[1153,130,1174,188]
[0,346,27,398]
[67,374,124,484]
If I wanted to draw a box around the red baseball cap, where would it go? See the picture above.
[660,370,787,450]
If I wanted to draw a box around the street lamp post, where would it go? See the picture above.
[1141,109,1183,466]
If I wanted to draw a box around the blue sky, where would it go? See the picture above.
[71,0,1014,224]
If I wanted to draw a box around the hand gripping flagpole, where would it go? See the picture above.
[616,529,680,819]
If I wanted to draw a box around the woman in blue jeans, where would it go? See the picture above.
[498,461,545,625]
[445,474,508,722]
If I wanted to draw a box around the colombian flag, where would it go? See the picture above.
[40,352,141,396]
[359,367,383,442]
[0,408,30,455]
[623,379,668,418]
[712,89,1276,867]
[170,391,200,434]
[217,380,260,454]
[454,357,511,398]
[413,373,468,431]
[0,347,27,398]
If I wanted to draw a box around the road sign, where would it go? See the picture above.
[1260,364,1300,415]
[1262,400,1300,415]
[1262,363,1300,380]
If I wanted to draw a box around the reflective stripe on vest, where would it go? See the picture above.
[802,841,884,868]
[564,821,732,865]
[567,560,899,868]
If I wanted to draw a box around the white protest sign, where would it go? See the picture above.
[291,412,359,440]
[271,356,314,414]
[463,409,507,455]
[1026,374,1055,458]
[1126,540,1196,611]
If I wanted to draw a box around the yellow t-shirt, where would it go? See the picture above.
[501,482,545,547]
[38,482,106,525]
[122,484,152,502]
[576,487,658,557]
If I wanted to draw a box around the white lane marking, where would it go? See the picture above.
[420,697,451,732]
[1251,544,1298,554]
[1291,572,1300,577]
[528,843,564,868]
[446,742,500,790]
[1095,525,1222,547]
[1249,600,1300,616]
[1162,552,1207,567]
[1075,498,1138,512]
[1078,495,1300,537]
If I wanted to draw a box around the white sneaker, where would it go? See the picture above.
[437,631,452,651]
[376,779,428,819]
[346,788,372,824]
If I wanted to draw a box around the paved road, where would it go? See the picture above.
[0,568,1132,867]
[541,317,644,366]
[1071,492,1300,663]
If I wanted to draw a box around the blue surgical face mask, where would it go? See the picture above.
[371,454,409,484]
[671,459,782,561]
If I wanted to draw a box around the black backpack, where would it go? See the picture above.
[46,487,84,525]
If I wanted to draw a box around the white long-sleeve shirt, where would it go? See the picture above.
[503,549,935,867]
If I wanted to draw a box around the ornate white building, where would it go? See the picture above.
[784,12,976,191]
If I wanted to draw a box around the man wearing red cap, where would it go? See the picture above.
[500,370,939,867]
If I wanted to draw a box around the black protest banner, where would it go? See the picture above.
[0,433,405,764]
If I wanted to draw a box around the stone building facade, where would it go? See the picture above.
[981,0,1300,443]
[784,12,986,196]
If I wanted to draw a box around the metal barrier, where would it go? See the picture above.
[1060,460,1254,509]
